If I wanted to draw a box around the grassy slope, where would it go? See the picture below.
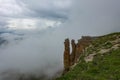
[56,32,120,80]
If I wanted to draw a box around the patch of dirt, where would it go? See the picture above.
[84,37,120,63]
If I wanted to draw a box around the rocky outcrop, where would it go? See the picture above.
[64,39,70,72]
[70,39,76,66]
[63,36,93,73]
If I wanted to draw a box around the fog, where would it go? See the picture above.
[0,0,120,80]
[0,29,65,79]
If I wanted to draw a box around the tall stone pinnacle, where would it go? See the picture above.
[64,38,70,72]
[70,39,76,66]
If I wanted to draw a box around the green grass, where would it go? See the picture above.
[56,48,120,80]
[56,32,120,80]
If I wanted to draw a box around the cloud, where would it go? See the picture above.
[0,0,72,32]
[0,0,25,17]
[0,0,72,19]
[21,0,72,19]
[0,19,7,28]
[0,29,64,79]
[60,0,120,38]
[6,18,61,31]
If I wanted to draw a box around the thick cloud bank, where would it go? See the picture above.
[0,31,63,80]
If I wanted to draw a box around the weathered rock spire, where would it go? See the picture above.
[63,36,93,73]
[64,38,70,72]
[70,39,76,66]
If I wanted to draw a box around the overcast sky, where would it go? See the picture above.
[0,0,120,79]
[0,0,72,30]
[0,0,119,35]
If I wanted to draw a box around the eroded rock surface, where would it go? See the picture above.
[63,36,93,73]
[64,39,70,72]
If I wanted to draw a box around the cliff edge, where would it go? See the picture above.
[56,32,120,80]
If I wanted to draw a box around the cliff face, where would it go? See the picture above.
[70,39,76,66]
[63,36,93,72]
[64,39,70,72]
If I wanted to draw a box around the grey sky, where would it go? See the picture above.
[0,0,72,31]
[63,0,120,38]
[0,0,71,18]
[0,0,120,32]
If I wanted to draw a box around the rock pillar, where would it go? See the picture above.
[64,38,70,72]
[70,39,76,66]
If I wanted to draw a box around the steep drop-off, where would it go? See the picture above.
[63,36,94,73]
[56,32,120,80]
